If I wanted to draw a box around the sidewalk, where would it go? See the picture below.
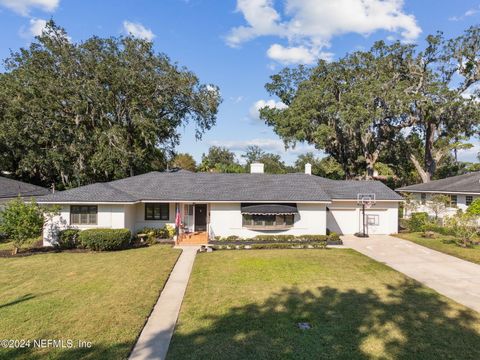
[129,246,199,360]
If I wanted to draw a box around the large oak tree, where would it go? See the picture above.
[0,21,221,188]
[262,27,480,182]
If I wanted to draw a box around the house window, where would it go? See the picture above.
[466,196,473,206]
[145,203,169,220]
[242,214,294,229]
[71,205,97,225]
[421,193,426,205]
[450,195,457,208]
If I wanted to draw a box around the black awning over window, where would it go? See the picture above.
[240,203,298,215]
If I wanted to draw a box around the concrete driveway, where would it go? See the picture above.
[342,235,480,313]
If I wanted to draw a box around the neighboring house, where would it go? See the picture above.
[0,176,51,209]
[36,164,402,246]
[396,171,480,217]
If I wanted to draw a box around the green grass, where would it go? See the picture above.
[396,232,480,265]
[0,245,181,360]
[168,249,480,360]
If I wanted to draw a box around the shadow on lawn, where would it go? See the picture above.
[0,341,132,360]
[0,294,37,309]
[168,280,480,360]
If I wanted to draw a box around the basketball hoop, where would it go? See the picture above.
[355,193,376,238]
[357,193,376,208]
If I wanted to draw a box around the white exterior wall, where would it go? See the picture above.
[326,201,399,235]
[208,202,327,238]
[43,204,126,246]
[408,192,476,218]
[132,203,176,233]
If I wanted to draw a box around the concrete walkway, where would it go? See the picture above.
[129,246,199,360]
[342,235,480,313]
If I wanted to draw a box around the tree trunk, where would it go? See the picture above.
[409,154,430,183]
[365,151,379,180]
[423,121,437,182]
[12,246,18,255]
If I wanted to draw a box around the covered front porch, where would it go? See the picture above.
[176,203,210,245]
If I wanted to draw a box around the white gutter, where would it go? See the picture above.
[397,190,480,195]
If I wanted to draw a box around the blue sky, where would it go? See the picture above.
[0,0,479,165]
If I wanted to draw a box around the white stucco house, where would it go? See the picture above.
[36,163,402,245]
[396,171,480,218]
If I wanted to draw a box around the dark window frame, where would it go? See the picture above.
[70,205,98,225]
[421,193,426,205]
[450,195,458,208]
[145,203,170,221]
[242,214,295,230]
[466,195,473,206]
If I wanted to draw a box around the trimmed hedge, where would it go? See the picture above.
[211,242,327,250]
[57,229,80,249]
[78,228,131,251]
[137,225,175,239]
[214,234,340,243]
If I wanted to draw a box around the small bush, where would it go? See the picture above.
[409,212,429,232]
[57,229,80,249]
[467,198,480,215]
[137,225,175,240]
[225,235,240,241]
[78,228,131,251]
[423,222,456,236]
[253,234,295,241]
[328,232,340,242]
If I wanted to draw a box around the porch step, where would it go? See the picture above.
[178,232,208,244]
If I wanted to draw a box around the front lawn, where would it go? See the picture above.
[168,249,480,360]
[396,232,480,265]
[0,245,181,360]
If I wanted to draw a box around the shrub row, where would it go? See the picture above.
[211,242,328,251]
[57,228,132,251]
[213,233,340,243]
[136,225,175,239]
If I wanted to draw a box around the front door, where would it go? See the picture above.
[194,204,207,232]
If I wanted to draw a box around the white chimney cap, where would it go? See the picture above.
[250,162,264,174]
[305,163,312,175]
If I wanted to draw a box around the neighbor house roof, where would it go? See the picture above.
[396,172,480,194]
[0,176,51,199]
[36,170,402,203]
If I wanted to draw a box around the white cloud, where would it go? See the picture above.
[449,6,479,21]
[461,83,480,101]
[122,21,155,41]
[0,0,58,16]
[28,18,47,36]
[227,0,421,64]
[267,43,333,65]
[230,95,244,103]
[249,99,288,120]
[210,138,316,162]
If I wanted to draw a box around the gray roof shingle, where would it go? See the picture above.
[396,172,480,194]
[36,170,402,203]
[0,176,51,199]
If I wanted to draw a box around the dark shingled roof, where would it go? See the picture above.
[396,172,480,194]
[36,170,402,203]
[0,176,51,199]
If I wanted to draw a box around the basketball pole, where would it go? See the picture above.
[362,202,366,237]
